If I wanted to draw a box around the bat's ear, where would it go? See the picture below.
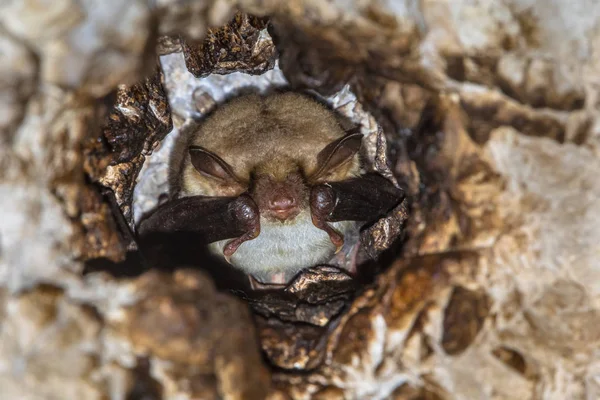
[189,146,240,183]
[312,130,363,180]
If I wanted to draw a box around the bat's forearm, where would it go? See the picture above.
[137,194,259,245]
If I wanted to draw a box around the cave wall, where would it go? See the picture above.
[0,0,599,399]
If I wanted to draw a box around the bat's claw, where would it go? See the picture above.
[222,226,260,260]
[311,210,345,253]
[326,222,345,253]
[310,184,345,252]
[222,194,261,260]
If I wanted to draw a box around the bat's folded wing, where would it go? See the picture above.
[138,194,259,245]
[326,174,405,223]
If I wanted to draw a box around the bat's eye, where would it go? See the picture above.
[189,146,240,183]
[310,131,363,181]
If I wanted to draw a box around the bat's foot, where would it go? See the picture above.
[222,194,260,261]
[328,240,361,275]
[313,216,344,253]
[310,184,344,252]
[347,242,360,274]
[248,274,287,290]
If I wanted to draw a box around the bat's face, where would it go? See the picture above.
[177,92,363,282]
[180,92,362,199]
[138,92,404,286]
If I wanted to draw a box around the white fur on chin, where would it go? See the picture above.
[209,209,356,283]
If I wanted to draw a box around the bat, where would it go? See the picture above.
[137,92,404,286]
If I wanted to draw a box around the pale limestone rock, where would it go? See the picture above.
[0,0,599,399]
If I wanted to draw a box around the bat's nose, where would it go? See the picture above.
[269,194,295,210]
[268,194,298,220]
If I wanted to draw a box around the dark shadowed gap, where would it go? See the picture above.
[83,231,251,293]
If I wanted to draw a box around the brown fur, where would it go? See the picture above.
[172,92,363,281]
[178,92,361,200]
[251,172,307,221]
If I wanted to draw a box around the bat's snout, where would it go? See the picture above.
[268,193,300,221]
[252,172,306,222]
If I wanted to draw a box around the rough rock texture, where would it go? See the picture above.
[1,1,600,400]
[84,67,173,229]
[112,269,270,399]
[181,13,275,78]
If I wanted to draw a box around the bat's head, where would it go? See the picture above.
[180,92,363,223]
